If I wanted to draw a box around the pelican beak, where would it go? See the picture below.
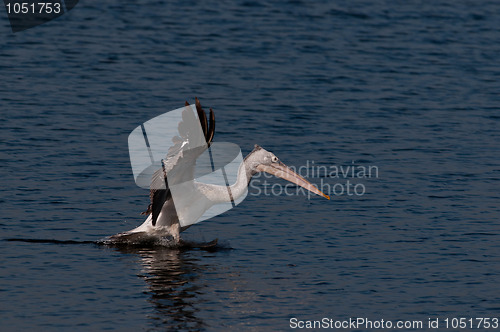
[256,162,330,200]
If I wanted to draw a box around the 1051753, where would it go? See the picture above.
[5,2,62,14]
[443,317,499,329]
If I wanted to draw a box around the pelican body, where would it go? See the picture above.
[110,99,328,245]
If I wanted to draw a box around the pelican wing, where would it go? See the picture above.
[143,98,216,226]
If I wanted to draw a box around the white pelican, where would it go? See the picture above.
[109,99,329,246]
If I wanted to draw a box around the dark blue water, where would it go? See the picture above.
[1,1,500,330]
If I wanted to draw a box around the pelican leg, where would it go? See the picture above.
[168,222,181,244]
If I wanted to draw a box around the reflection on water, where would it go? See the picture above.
[114,246,210,330]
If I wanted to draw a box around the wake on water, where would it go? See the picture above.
[101,231,221,250]
[5,235,224,251]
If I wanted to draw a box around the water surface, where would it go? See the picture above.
[1,1,499,330]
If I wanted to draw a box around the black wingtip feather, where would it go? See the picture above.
[195,97,208,139]
[207,107,215,144]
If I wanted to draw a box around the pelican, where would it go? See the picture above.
[110,99,329,246]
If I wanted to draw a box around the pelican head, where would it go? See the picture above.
[245,145,330,200]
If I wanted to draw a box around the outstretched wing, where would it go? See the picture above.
[143,98,216,226]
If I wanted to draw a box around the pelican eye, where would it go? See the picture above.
[271,156,278,163]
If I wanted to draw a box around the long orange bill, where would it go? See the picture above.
[256,161,330,200]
